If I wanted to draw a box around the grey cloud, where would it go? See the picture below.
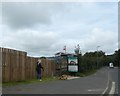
[2,2,52,29]
[1,2,118,56]
[81,28,117,54]
[2,29,60,56]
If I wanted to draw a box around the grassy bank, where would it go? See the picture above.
[2,77,59,87]
[2,69,99,87]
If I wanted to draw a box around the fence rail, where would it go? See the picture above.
[1,47,56,82]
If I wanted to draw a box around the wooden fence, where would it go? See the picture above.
[1,47,56,82]
[26,56,37,80]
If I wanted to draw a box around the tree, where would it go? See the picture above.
[112,49,120,67]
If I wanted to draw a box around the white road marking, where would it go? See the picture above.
[88,89,103,92]
[109,82,115,94]
[67,77,80,80]
[101,71,110,95]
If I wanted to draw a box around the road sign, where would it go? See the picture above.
[68,56,78,72]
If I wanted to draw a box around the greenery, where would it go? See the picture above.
[78,49,120,72]
[2,77,59,87]
[75,49,120,77]
[76,69,97,77]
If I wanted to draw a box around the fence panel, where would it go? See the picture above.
[21,52,26,81]
[32,58,37,79]
[6,48,11,82]
[41,58,48,77]
[41,58,56,77]
[25,57,37,80]
[10,49,15,82]
[16,51,20,81]
[51,60,56,77]
[2,48,5,82]
[2,48,11,82]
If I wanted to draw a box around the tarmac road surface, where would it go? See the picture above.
[2,67,118,95]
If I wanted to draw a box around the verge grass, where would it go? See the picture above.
[2,68,101,86]
[2,76,59,87]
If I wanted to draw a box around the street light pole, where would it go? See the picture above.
[97,46,100,68]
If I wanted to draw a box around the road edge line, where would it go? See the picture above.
[109,82,115,95]
[101,70,110,95]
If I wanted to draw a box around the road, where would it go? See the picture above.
[107,67,118,95]
[2,67,119,95]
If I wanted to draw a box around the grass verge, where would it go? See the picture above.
[2,68,101,86]
[2,76,59,87]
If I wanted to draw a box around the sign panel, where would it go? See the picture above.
[68,65,78,72]
[68,56,78,72]
[68,56,78,64]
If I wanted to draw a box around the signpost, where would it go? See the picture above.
[68,55,78,72]
[55,52,79,76]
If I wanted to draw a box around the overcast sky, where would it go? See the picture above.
[0,1,118,57]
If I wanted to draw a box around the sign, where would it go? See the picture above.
[68,56,78,72]
[68,56,78,64]
[68,65,78,72]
